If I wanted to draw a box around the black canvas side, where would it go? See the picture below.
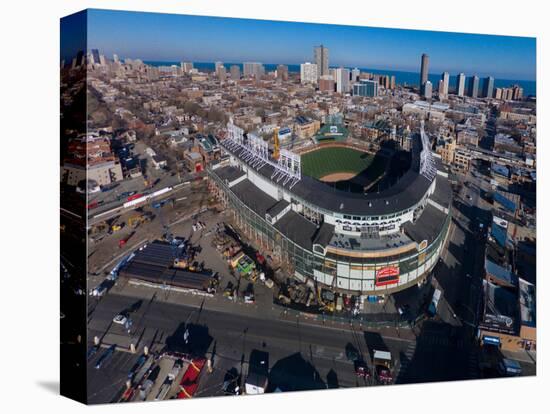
[60,9,88,405]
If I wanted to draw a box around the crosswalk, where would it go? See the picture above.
[467,352,480,379]
[418,334,465,349]
[395,342,417,383]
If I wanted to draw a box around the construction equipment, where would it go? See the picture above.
[318,288,336,313]
[272,127,280,160]
[173,257,191,269]
[230,252,245,268]
[118,231,135,248]
[236,255,256,276]
[90,222,109,235]
[128,212,153,228]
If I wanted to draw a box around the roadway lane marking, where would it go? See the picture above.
[95,238,149,273]
[101,290,417,344]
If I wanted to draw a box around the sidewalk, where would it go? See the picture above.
[501,348,536,364]
[105,278,416,343]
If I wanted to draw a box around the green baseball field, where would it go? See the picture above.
[301,147,387,183]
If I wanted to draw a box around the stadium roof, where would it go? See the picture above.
[274,210,319,250]
[403,204,447,244]
[219,132,443,216]
[214,165,246,183]
[231,179,279,216]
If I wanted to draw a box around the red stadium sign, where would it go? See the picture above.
[375,266,400,287]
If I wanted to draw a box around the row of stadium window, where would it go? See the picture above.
[340,210,412,221]
[341,224,396,232]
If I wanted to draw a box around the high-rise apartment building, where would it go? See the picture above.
[276,64,289,81]
[230,65,241,80]
[353,79,378,97]
[468,75,479,98]
[90,48,100,65]
[424,80,433,99]
[181,62,194,73]
[482,76,494,98]
[456,73,466,97]
[243,62,265,79]
[215,62,226,79]
[314,45,329,78]
[439,72,449,98]
[300,62,318,84]
[351,68,360,82]
[335,67,350,94]
[379,75,391,89]
[512,85,523,100]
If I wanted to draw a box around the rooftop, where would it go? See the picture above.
[403,204,447,245]
[273,210,319,250]
[213,165,246,183]
[231,179,279,217]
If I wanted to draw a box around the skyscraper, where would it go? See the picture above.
[335,67,350,94]
[90,48,100,65]
[424,81,433,99]
[420,53,429,93]
[300,62,318,84]
[276,65,289,81]
[230,65,241,80]
[181,62,194,73]
[243,62,265,79]
[215,62,225,79]
[512,85,523,100]
[482,76,494,98]
[438,80,445,97]
[351,68,360,82]
[314,45,329,79]
[456,73,466,97]
[353,79,378,97]
[440,72,449,98]
[468,75,479,98]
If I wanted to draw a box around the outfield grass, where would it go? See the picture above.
[301,147,385,180]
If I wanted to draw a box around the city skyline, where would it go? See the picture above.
[82,9,536,81]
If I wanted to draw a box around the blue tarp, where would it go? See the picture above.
[485,258,516,286]
[492,163,510,178]
[494,192,517,213]
[491,224,508,247]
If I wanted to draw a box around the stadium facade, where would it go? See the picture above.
[207,121,452,295]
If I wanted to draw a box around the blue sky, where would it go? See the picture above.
[82,9,536,80]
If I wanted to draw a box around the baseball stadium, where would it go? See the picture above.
[207,120,452,296]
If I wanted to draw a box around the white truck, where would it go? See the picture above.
[428,288,442,317]
[245,350,269,394]
[373,350,394,384]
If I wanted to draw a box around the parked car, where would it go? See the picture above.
[113,314,128,325]
[354,359,371,379]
